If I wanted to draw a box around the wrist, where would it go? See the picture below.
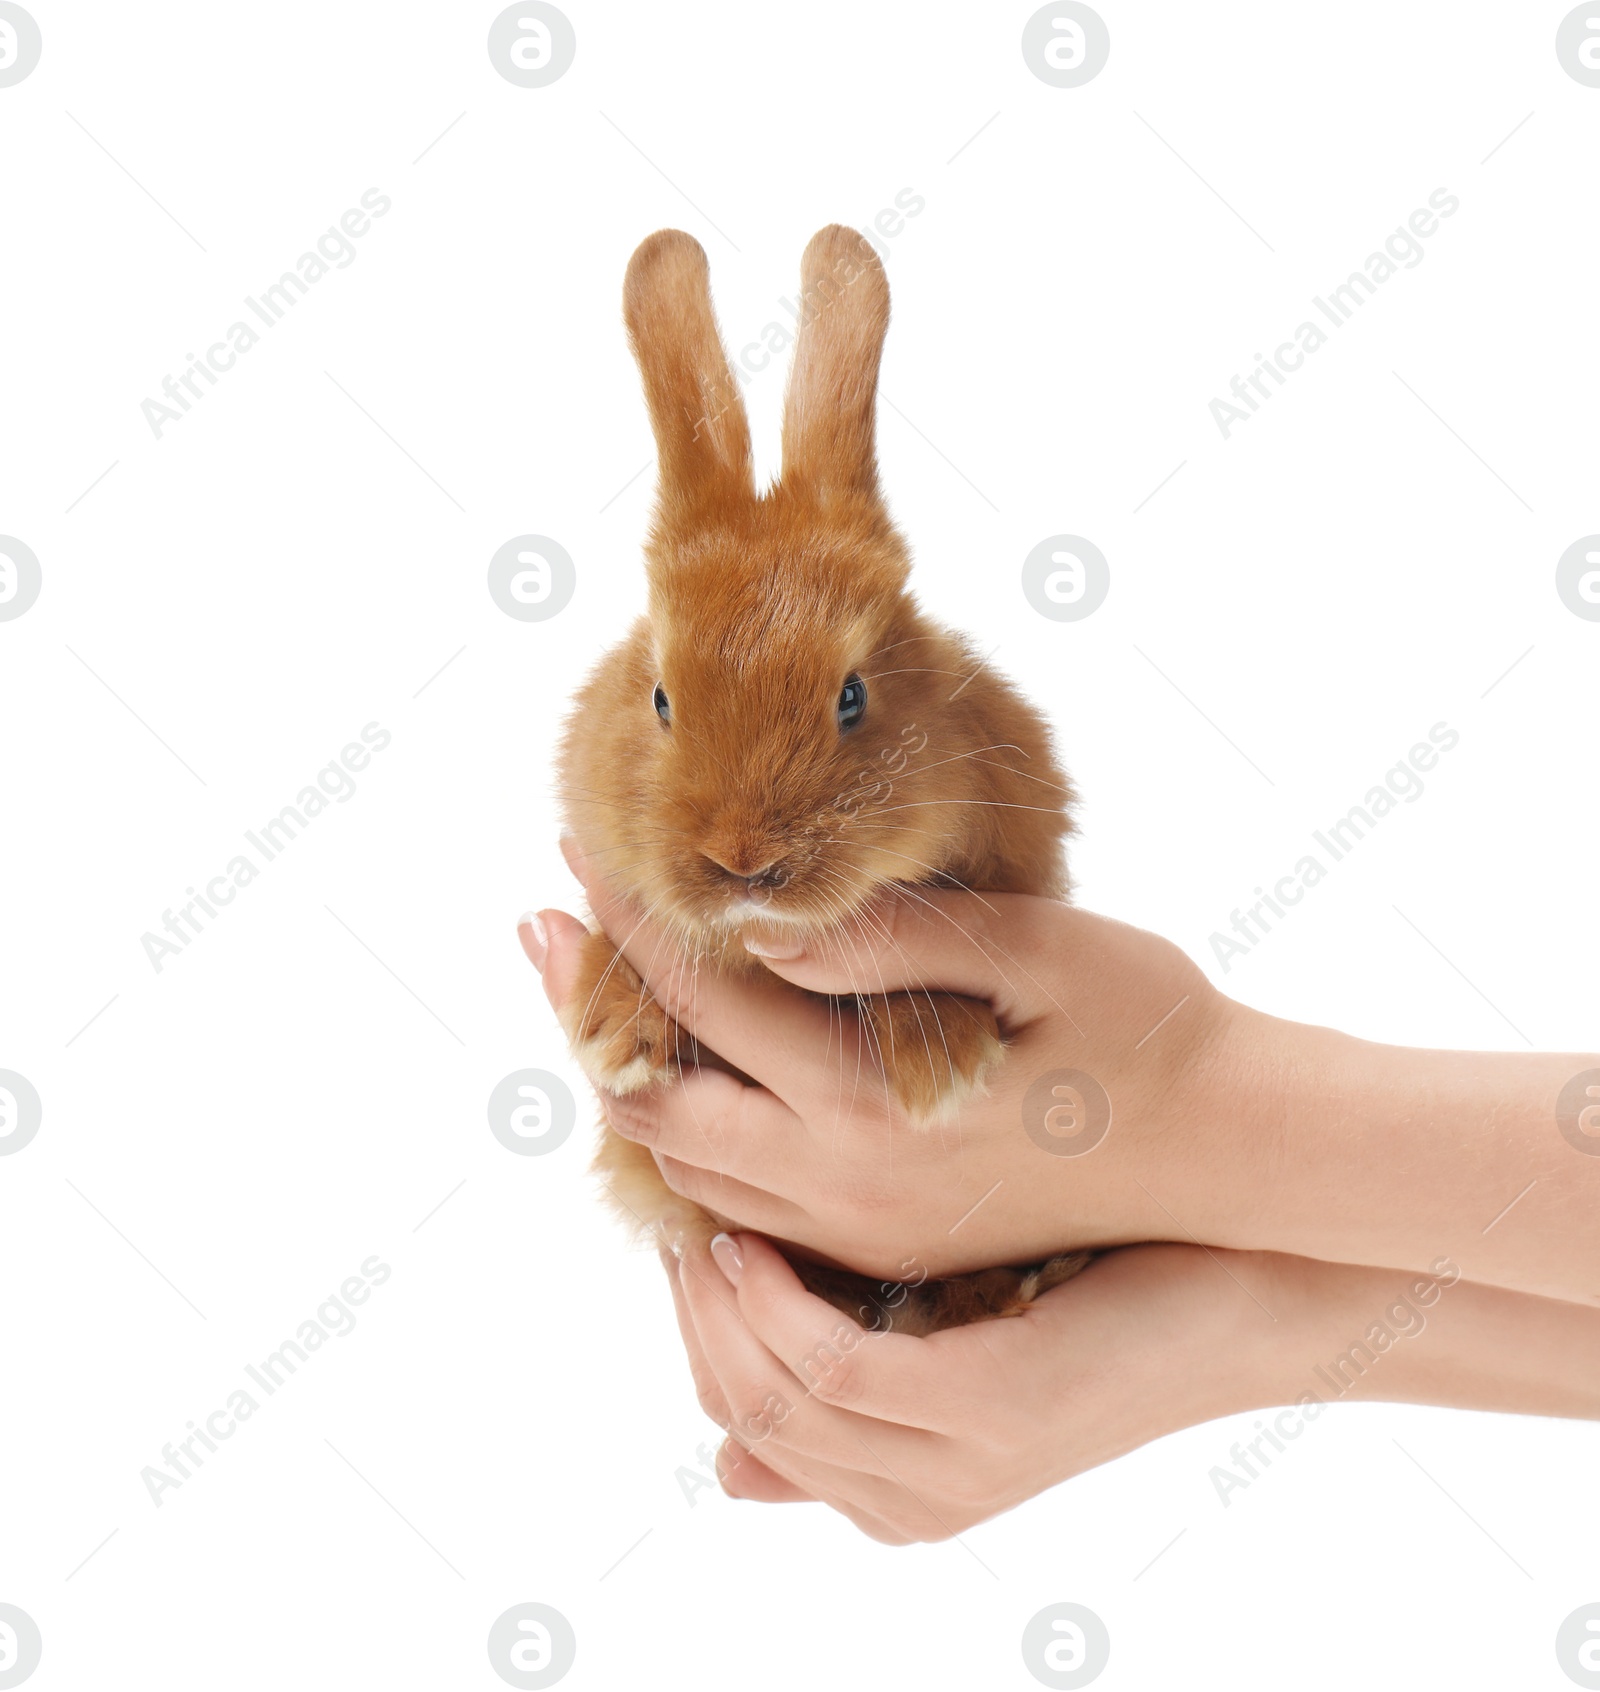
[1126,991,1288,1256]
[1198,1005,1600,1300]
[1043,1246,1310,1444]
[1183,1249,1445,1422]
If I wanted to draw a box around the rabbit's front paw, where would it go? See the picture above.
[857,990,1006,1128]
[559,930,686,1094]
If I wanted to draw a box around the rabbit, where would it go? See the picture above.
[554,224,1091,1336]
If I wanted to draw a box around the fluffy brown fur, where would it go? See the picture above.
[555,226,1090,1335]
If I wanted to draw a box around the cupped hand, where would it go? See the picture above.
[658,1228,1288,1542]
[527,837,1248,1282]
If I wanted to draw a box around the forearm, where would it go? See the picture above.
[1025,1247,1600,1507]
[1263,1250,1600,1420]
[1206,1008,1600,1305]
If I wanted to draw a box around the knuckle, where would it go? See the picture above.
[727,1383,792,1444]
[645,959,696,1028]
[688,1366,725,1424]
[804,1343,865,1409]
[603,1095,655,1141]
[726,1388,766,1431]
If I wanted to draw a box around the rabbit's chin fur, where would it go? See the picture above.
[554,224,1091,1334]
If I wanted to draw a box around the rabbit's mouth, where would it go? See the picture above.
[723,898,809,931]
[684,830,878,937]
[704,878,801,928]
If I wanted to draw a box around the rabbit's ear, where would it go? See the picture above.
[624,230,753,508]
[779,225,890,502]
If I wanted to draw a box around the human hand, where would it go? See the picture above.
[533,836,1242,1282]
[658,1229,1600,1542]
[533,836,1600,1304]
[658,1228,1288,1542]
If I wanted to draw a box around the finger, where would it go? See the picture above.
[526,907,592,1014]
[603,1067,812,1205]
[560,835,877,1115]
[716,1440,813,1503]
[677,1238,936,1473]
[516,912,547,971]
[659,1248,732,1430]
[680,1243,951,1543]
[665,1250,869,1519]
[723,1438,915,1542]
[653,1151,807,1237]
[737,885,1056,1024]
[725,1234,966,1432]
[714,1415,913,1539]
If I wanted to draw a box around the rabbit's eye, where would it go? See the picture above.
[837,673,867,731]
[652,682,671,725]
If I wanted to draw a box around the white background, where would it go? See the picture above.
[2,2,1597,1687]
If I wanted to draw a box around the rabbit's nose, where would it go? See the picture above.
[702,851,785,889]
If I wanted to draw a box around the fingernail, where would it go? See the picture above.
[743,935,805,960]
[517,911,548,972]
[710,1232,744,1285]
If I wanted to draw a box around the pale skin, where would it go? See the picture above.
[520,838,1600,1541]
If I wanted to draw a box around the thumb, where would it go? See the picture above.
[516,907,591,1018]
[738,887,1047,1021]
